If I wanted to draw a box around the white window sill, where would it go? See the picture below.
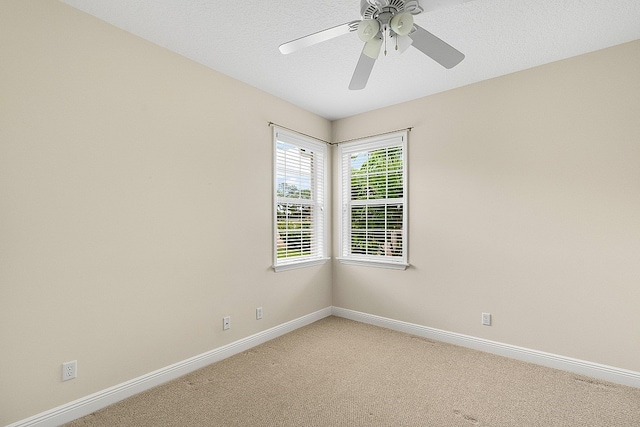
[336,257,409,270]
[273,257,330,272]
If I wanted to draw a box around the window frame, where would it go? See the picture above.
[272,127,329,272]
[338,131,409,270]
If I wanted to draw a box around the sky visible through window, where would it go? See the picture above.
[351,152,367,171]
[276,141,312,197]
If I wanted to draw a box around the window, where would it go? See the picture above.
[338,131,408,269]
[273,127,328,271]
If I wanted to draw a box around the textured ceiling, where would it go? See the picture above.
[60,0,640,120]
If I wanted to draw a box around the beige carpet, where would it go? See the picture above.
[66,316,640,426]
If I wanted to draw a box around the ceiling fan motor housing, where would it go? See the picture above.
[360,0,424,20]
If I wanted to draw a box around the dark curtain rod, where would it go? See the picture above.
[268,122,412,146]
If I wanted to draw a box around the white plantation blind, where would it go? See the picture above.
[339,131,408,268]
[273,128,327,270]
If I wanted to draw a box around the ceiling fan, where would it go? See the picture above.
[279,0,468,90]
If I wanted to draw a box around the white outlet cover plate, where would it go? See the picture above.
[62,360,77,381]
[482,313,491,326]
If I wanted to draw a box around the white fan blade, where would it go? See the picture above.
[279,21,358,55]
[420,0,475,13]
[349,48,376,90]
[409,24,464,69]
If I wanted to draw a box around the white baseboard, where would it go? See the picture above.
[8,307,332,427]
[11,305,639,426]
[332,306,640,389]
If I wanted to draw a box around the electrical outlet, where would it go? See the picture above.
[256,307,263,320]
[62,360,77,381]
[223,316,230,330]
[482,312,492,326]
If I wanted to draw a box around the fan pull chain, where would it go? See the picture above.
[384,26,388,56]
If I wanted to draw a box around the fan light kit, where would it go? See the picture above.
[279,0,466,90]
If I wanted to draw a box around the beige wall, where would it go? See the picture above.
[333,40,640,373]
[0,1,331,424]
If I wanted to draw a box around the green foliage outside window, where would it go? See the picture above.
[350,146,403,257]
[277,183,313,258]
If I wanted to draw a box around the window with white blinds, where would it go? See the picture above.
[273,127,328,271]
[339,131,408,269]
